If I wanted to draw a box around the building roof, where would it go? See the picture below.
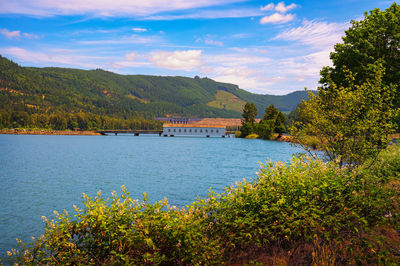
[163,123,225,128]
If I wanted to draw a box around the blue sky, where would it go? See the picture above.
[0,0,395,95]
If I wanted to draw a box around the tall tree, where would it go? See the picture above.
[263,104,279,120]
[292,64,395,168]
[241,102,257,124]
[261,104,286,137]
[320,3,400,108]
[274,111,286,137]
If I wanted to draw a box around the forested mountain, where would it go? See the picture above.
[0,55,309,129]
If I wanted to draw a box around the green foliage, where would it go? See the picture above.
[255,120,274,140]
[274,111,286,135]
[239,104,286,139]
[9,146,400,264]
[0,110,162,130]
[261,105,287,136]
[0,55,308,124]
[292,65,395,168]
[263,104,279,120]
[207,90,246,112]
[287,100,308,125]
[235,89,311,115]
[241,102,257,124]
[362,144,400,181]
[320,3,400,125]
[240,122,254,138]
[204,149,400,263]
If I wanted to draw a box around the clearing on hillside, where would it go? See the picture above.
[207,90,246,112]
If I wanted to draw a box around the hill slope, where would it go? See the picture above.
[0,55,308,119]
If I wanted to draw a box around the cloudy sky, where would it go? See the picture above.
[0,0,393,95]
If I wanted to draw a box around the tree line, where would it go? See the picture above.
[238,102,286,139]
[0,110,162,130]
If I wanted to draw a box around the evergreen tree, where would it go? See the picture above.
[274,112,286,137]
[263,104,279,120]
[241,102,257,124]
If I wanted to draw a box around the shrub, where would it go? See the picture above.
[9,187,223,265]
[255,120,274,140]
[245,133,259,139]
[234,130,242,138]
[240,122,253,138]
[205,155,398,258]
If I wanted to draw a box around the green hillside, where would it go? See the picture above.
[0,55,309,128]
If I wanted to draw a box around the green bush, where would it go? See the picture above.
[9,146,400,264]
[239,122,253,138]
[234,130,242,138]
[255,120,274,140]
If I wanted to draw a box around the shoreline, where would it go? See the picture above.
[1,130,399,143]
[0,129,101,136]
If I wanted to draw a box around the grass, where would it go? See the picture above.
[207,90,246,112]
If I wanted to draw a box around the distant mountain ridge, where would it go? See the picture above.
[0,55,309,119]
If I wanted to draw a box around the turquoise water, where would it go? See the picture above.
[0,134,301,258]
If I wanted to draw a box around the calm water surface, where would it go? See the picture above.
[0,134,301,257]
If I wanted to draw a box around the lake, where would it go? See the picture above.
[0,134,302,258]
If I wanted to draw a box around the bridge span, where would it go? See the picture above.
[97,130,236,136]
[97,130,163,136]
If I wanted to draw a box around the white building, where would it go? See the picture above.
[162,124,226,137]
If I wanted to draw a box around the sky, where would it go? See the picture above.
[0,0,395,95]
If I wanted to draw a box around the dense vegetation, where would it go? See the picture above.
[0,55,308,130]
[7,145,400,264]
[289,3,399,169]
[0,111,162,131]
[292,64,395,168]
[320,2,400,129]
[238,103,286,139]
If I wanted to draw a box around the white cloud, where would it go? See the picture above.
[229,47,249,52]
[205,53,271,66]
[0,29,39,39]
[0,29,21,39]
[149,50,202,71]
[260,2,298,13]
[108,60,151,70]
[213,74,271,93]
[275,2,298,13]
[145,8,262,20]
[205,39,223,46]
[274,20,347,48]
[199,52,281,93]
[0,0,247,17]
[132,27,147,32]
[22,32,39,39]
[79,34,163,45]
[260,3,274,11]
[277,50,332,80]
[260,13,294,24]
[0,47,103,68]
[125,52,136,61]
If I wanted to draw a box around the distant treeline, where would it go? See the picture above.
[0,110,162,130]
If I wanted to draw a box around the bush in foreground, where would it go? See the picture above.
[8,146,400,265]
